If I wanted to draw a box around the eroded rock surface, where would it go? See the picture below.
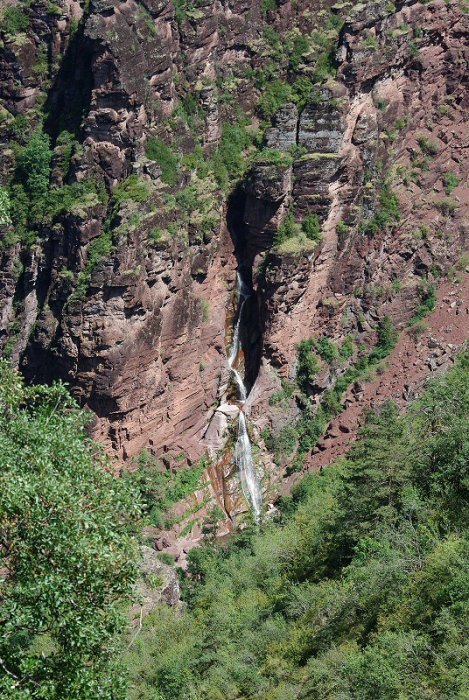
[0,0,467,524]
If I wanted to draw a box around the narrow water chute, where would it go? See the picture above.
[227,273,262,521]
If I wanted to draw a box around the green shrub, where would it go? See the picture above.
[408,284,436,325]
[417,135,439,156]
[113,175,150,204]
[157,552,176,566]
[302,213,322,242]
[212,121,254,190]
[336,220,349,242]
[264,424,298,462]
[361,185,400,236]
[339,335,355,361]
[269,379,295,406]
[145,137,179,186]
[16,130,52,213]
[297,339,321,392]
[312,48,337,82]
[289,35,310,71]
[435,198,458,216]
[314,336,339,364]
[69,231,113,303]
[442,171,459,194]
[275,212,301,245]
[258,80,293,120]
[1,5,29,34]
[255,148,293,167]
[261,0,277,14]
[369,315,398,362]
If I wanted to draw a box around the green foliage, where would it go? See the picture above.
[369,315,398,362]
[296,338,321,392]
[113,175,151,204]
[0,362,139,699]
[408,284,436,325]
[264,424,298,463]
[0,185,12,225]
[69,230,113,303]
[257,80,294,120]
[312,47,337,82]
[314,336,339,364]
[124,450,206,528]
[436,197,458,216]
[274,211,322,254]
[269,379,295,406]
[361,184,400,236]
[16,130,52,202]
[301,212,322,241]
[145,137,180,186]
[261,0,277,14]
[124,356,469,700]
[289,34,310,71]
[211,121,254,190]
[442,171,459,194]
[255,148,293,167]
[275,211,301,244]
[417,135,439,156]
[1,5,30,35]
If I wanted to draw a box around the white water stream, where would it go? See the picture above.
[228,273,262,521]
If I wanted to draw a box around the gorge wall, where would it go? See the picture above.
[0,0,468,519]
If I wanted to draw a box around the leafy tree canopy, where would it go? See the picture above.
[0,363,140,700]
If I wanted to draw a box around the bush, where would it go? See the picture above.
[369,316,398,362]
[69,231,113,303]
[302,213,322,241]
[261,0,277,14]
[442,171,459,195]
[258,80,293,120]
[212,121,254,190]
[408,284,436,325]
[145,137,179,186]
[435,198,458,217]
[361,185,400,236]
[275,212,301,245]
[314,336,339,364]
[1,5,29,35]
[17,131,52,200]
[417,136,439,156]
[113,175,150,204]
[297,339,321,392]
[264,424,298,462]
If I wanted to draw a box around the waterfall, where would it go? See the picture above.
[228,273,262,521]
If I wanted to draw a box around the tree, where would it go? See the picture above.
[0,362,140,699]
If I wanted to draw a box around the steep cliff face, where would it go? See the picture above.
[0,0,468,525]
[246,0,468,420]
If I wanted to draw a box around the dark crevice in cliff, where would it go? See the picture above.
[226,186,263,395]
[44,22,93,142]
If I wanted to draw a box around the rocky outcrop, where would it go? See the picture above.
[130,545,180,624]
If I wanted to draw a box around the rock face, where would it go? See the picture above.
[130,545,180,624]
[0,0,468,519]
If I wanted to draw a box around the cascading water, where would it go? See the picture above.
[228,273,262,521]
